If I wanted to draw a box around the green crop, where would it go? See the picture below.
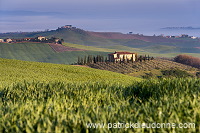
[0,58,199,132]
[0,79,199,132]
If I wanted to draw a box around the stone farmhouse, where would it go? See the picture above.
[61,25,72,29]
[5,38,12,43]
[0,39,4,42]
[37,36,46,41]
[108,51,136,62]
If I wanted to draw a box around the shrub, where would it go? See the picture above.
[161,69,193,78]
[174,54,200,68]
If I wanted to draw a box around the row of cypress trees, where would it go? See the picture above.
[77,55,107,65]
[76,55,154,65]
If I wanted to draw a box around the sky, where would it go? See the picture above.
[0,0,200,36]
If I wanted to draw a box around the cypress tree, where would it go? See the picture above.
[123,55,126,63]
[80,58,83,65]
[148,55,150,61]
[143,55,147,61]
[105,57,108,63]
[139,55,143,62]
[84,56,87,65]
[93,56,96,63]
[78,56,80,65]
[102,56,104,62]
[135,53,138,61]
[87,55,90,64]
[96,55,99,62]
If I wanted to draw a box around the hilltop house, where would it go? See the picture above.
[108,51,136,62]
[61,25,72,29]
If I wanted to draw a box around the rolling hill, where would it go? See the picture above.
[0,58,141,87]
[0,42,109,64]
[1,26,200,64]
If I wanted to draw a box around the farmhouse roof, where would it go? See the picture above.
[108,51,135,55]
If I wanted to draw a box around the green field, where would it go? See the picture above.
[0,58,199,132]
[0,58,140,87]
[0,42,110,64]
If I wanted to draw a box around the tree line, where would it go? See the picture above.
[76,55,154,65]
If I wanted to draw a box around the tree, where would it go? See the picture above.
[80,58,84,65]
[93,56,96,63]
[102,56,104,63]
[143,55,147,61]
[135,53,138,61]
[139,55,143,62]
[105,57,108,63]
[78,56,81,65]
[83,56,87,65]
[147,55,150,61]
[123,55,126,63]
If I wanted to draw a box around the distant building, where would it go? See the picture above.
[181,34,189,38]
[61,25,73,29]
[37,36,46,41]
[5,38,12,43]
[0,39,4,42]
[54,38,60,44]
[108,51,136,62]
[191,36,197,39]
[24,38,33,41]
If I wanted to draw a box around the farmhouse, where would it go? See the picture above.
[37,36,46,41]
[0,39,4,42]
[61,25,72,29]
[5,38,12,43]
[24,38,33,41]
[108,51,136,62]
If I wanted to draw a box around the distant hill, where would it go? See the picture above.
[1,26,200,64]
[1,27,199,47]
[162,26,200,30]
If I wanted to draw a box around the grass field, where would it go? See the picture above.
[0,58,199,132]
[0,42,110,64]
[65,42,200,58]
[0,58,141,87]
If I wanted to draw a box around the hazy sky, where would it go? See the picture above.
[0,0,200,35]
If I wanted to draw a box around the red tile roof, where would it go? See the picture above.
[108,51,135,55]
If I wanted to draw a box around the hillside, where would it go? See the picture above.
[0,58,141,87]
[1,27,200,65]
[0,42,109,64]
[87,58,198,78]
[1,27,200,51]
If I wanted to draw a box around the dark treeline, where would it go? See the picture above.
[76,55,154,65]
[13,37,64,44]
[77,55,106,65]
[137,55,154,62]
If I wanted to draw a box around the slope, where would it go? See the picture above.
[0,42,109,64]
[0,58,141,87]
[1,27,200,58]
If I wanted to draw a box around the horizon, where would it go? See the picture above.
[1,24,200,38]
[0,0,200,36]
